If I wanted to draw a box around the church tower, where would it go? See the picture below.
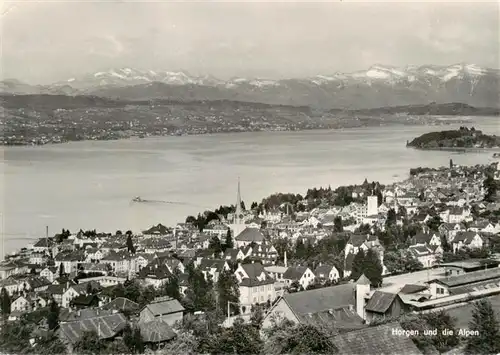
[231,177,245,237]
[234,177,242,224]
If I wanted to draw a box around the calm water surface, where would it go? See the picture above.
[1,117,498,254]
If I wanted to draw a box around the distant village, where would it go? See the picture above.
[1,160,500,354]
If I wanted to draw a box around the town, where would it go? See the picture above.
[0,95,468,146]
[1,160,500,354]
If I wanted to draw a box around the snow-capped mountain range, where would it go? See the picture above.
[2,63,499,109]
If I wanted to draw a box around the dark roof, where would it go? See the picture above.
[283,283,355,316]
[238,262,274,286]
[71,294,99,306]
[235,228,265,242]
[399,284,428,294]
[140,320,177,343]
[347,234,367,247]
[101,297,140,313]
[33,238,54,248]
[431,267,500,288]
[365,291,398,314]
[142,296,185,316]
[314,264,335,277]
[58,313,127,344]
[332,322,423,355]
[283,266,308,280]
[298,307,365,332]
[143,223,169,235]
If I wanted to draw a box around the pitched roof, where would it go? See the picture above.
[235,228,265,242]
[332,322,423,355]
[365,291,398,314]
[143,297,185,316]
[58,313,127,344]
[431,267,500,288]
[399,284,428,294]
[356,274,371,285]
[283,266,308,280]
[283,283,355,316]
[101,297,140,313]
[140,320,177,343]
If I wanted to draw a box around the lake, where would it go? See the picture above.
[1,117,498,255]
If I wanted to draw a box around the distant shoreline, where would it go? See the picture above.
[0,118,476,147]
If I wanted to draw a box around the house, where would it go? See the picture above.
[282,266,316,290]
[234,262,276,311]
[29,252,49,266]
[440,206,471,224]
[426,267,500,299]
[138,263,172,289]
[54,251,85,274]
[139,320,177,344]
[234,228,265,248]
[409,232,441,247]
[62,281,101,308]
[314,264,340,284]
[0,261,29,280]
[11,295,32,313]
[264,265,289,282]
[408,245,441,268]
[452,231,485,253]
[84,248,105,262]
[40,267,58,283]
[223,248,246,262]
[332,322,422,355]
[58,312,127,345]
[101,250,133,274]
[438,222,465,242]
[101,297,140,315]
[198,258,230,283]
[139,296,185,326]
[33,238,54,253]
[262,283,364,332]
[364,291,406,324]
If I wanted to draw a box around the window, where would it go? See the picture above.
[260,286,264,292]
[253,297,256,303]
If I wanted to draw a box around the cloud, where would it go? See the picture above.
[1,1,498,83]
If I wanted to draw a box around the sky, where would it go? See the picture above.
[1,0,499,84]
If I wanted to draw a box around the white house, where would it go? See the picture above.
[282,266,316,290]
[313,264,340,283]
[234,262,276,312]
[452,232,485,253]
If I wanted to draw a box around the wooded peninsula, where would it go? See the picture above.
[406,126,500,150]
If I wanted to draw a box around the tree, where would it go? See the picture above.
[250,304,264,328]
[0,288,11,316]
[426,215,442,232]
[386,208,397,227]
[350,249,365,281]
[224,228,234,250]
[240,201,246,211]
[164,271,181,301]
[126,234,136,254]
[123,323,145,354]
[47,298,59,330]
[484,174,498,202]
[184,266,215,313]
[208,235,223,255]
[264,320,338,354]
[217,270,240,316]
[295,239,307,260]
[449,159,453,169]
[465,299,500,354]
[333,216,343,232]
[58,263,65,278]
[73,330,107,354]
[363,249,383,287]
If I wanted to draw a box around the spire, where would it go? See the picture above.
[235,177,242,224]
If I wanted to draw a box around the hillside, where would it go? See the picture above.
[407,127,500,150]
[0,94,475,146]
[2,63,499,109]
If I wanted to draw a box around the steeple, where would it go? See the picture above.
[235,177,242,224]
